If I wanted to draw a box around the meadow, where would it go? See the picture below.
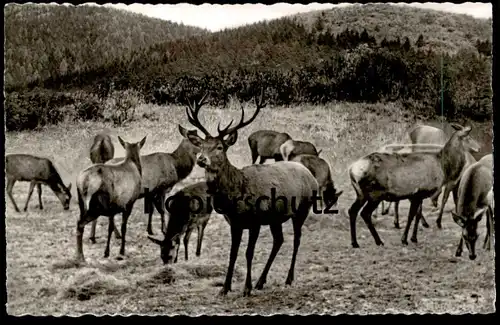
[5,102,495,315]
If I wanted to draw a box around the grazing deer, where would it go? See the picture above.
[452,154,493,260]
[348,124,478,248]
[100,125,201,238]
[75,136,147,262]
[172,89,319,297]
[280,139,322,162]
[148,181,212,263]
[290,154,343,211]
[248,130,292,164]
[88,133,121,243]
[5,154,72,212]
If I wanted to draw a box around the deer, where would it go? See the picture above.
[5,154,72,212]
[150,89,320,297]
[451,153,493,260]
[148,181,213,263]
[348,124,478,248]
[289,154,343,211]
[90,125,201,241]
[280,139,322,162]
[248,130,292,164]
[75,136,147,262]
[377,125,480,228]
[88,133,121,243]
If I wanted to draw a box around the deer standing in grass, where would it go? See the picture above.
[289,154,343,211]
[75,136,147,262]
[452,154,493,260]
[148,181,212,263]
[280,139,322,162]
[101,125,201,238]
[179,90,319,297]
[6,154,72,212]
[88,133,121,243]
[248,130,292,164]
[348,124,478,248]
[378,125,480,228]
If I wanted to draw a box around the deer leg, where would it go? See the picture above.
[174,244,180,264]
[23,181,36,212]
[382,201,391,215]
[286,214,307,286]
[251,151,259,164]
[455,237,464,257]
[410,201,423,243]
[436,183,453,229]
[483,207,492,251]
[196,221,208,257]
[360,200,384,246]
[76,213,97,263]
[7,178,21,212]
[255,223,284,290]
[37,183,43,210]
[419,202,429,228]
[402,199,421,245]
[90,219,98,244]
[349,198,366,248]
[118,207,133,257]
[452,185,459,207]
[154,191,168,235]
[394,201,400,229]
[146,192,156,235]
[104,215,116,258]
[431,187,442,211]
[220,225,243,296]
[243,225,261,297]
[183,227,192,261]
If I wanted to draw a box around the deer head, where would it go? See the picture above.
[452,207,485,260]
[450,123,481,153]
[183,89,267,173]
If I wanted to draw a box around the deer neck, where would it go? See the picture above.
[171,142,197,180]
[205,157,246,199]
[440,134,467,180]
[126,151,142,176]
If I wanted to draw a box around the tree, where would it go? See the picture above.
[403,37,412,52]
[416,34,424,48]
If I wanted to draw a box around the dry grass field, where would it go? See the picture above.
[5,102,495,315]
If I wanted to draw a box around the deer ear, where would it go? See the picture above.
[178,125,188,138]
[118,136,126,148]
[473,207,486,222]
[450,123,463,131]
[452,211,466,228]
[187,133,203,147]
[223,132,238,147]
[148,236,163,246]
[139,136,147,149]
[67,183,72,192]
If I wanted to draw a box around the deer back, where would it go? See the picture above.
[90,133,115,164]
[455,160,493,218]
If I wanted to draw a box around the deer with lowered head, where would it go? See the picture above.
[348,124,479,248]
[150,89,319,297]
[247,130,292,164]
[75,136,147,262]
[5,154,72,212]
[452,153,493,260]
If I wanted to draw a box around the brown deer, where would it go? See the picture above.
[91,125,200,240]
[164,89,319,297]
[348,124,478,248]
[148,181,212,263]
[88,133,121,243]
[75,136,147,262]
[248,130,292,164]
[5,154,72,212]
[452,154,493,260]
[280,139,322,162]
[289,154,343,211]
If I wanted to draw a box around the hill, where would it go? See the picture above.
[4,4,208,90]
[293,3,492,54]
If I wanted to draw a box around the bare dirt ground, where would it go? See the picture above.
[5,103,495,315]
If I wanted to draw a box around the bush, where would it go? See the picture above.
[103,89,144,126]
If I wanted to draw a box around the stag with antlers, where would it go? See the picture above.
[149,89,320,297]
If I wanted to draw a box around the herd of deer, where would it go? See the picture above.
[5,89,494,297]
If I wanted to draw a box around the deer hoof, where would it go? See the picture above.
[455,250,462,257]
[422,222,430,229]
[436,222,442,229]
[402,239,408,246]
[352,242,360,248]
[90,238,96,244]
[411,237,418,243]
[243,287,252,297]
[376,240,384,246]
[255,280,266,290]
[219,287,230,296]
[394,223,400,229]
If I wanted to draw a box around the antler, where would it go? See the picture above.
[185,92,211,137]
[218,87,267,137]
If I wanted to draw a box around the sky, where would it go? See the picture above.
[84,2,492,32]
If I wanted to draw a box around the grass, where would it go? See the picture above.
[5,102,495,315]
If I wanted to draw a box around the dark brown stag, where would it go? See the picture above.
[169,89,319,297]
[6,154,72,212]
[247,130,292,164]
